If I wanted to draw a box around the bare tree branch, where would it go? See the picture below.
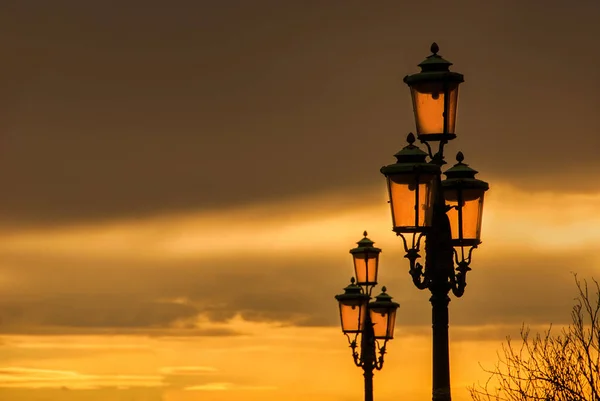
[469,274,600,401]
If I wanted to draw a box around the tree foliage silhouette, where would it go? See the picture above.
[470,276,599,401]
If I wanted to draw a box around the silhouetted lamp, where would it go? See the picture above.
[368,287,400,340]
[335,234,399,401]
[377,42,489,401]
[442,152,489,250]
[350,232,382,288]
[380,133,440,234]
[335,278,370,334]
[403,43,464,142]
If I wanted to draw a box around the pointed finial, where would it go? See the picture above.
[406,132,415,145]
[456,151,464,163]
[363,230,368,237]
[430,42,439,55]
[350,277,356,284]
[382,286,387,293]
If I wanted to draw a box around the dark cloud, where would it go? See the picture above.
[0,1,597,226]
[0,252,345,334]
[0,246,595,339]
[0,296,198,329]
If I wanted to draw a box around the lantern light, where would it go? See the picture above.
[380,133,440,234]
[349,231,382,288]
[403,43,464,142]
[368,287,400,340]
[334,278,370,335]
[441,151,489,248]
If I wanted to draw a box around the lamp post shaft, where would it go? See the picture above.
[361,312,376,401]
[431,292,451,401]
[381,43,488,401]
[364,368,374,401]
[426,175,455,401]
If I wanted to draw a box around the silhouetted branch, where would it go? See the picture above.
[469,274,600,401]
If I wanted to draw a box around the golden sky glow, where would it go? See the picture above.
[0,182,598,400]
[2,183,600,258]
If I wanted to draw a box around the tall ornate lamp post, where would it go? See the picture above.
[335,232,400,401]
[380,43,490,401]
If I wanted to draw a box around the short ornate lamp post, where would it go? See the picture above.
[381,43,489,401]
[335,232,400,401]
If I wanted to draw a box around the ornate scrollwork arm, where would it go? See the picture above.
[349,339,362,367]
[451,245,477,297]
[451,261,471,298]
[399,232,424,254]
[453,244,477,266]
[420,138,448,165]
[405,248,429,290]
[345,334,363,367]
[374,340,387,371]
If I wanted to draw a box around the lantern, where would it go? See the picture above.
[334,278,370,334]
[349,231,381,287]
[403,43,464,142]
[441,152,489,248]
[380,133,440,234]
[368,287,400,340]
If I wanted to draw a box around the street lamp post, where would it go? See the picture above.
[335,232,400,401]
[380,43,489,401]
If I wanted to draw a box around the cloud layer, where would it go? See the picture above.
[0,1,598,227]
[0,184,596,338]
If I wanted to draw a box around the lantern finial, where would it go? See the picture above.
[350,277,355,284]
[406,132,415,145]
[430,42,439,55]
[456,151,464,163]
[363,230,368,237]
[382,286,387,292]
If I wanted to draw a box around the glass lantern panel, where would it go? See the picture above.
[386,309,397,339]
[353,255,379,286]
[411,82,459,136]
[387,173,435,230]
[444,188,485,242]
[339,302,366,333]
[369,308,390,339]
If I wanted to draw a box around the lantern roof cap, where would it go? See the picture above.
[349,231,382,255]
[334,277,370,302]
[417,42,453,71]
[403,42,464,85]
[369,286,400,310]
[444,151,477,178]
[380,133,440,176]
[393,133,428,161]
[442,152,489,190]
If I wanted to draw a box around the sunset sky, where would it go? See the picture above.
[0,1,599,400]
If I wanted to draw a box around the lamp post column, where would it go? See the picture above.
[427,175,455,401]
[381,42,490,401]
[431,291,451,401]
[361,312,375,401]
[335,234,400,401]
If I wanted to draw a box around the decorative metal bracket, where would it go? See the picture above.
[400,171,476,297]
[349,338,362,367]
[405,248,429,290]
[345,322,388,371]
[374,340,387,371]
[450,261,471,298]
[420,138,448,165]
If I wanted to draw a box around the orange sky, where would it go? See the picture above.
[0,1,599,400]
[0,182,598,400]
